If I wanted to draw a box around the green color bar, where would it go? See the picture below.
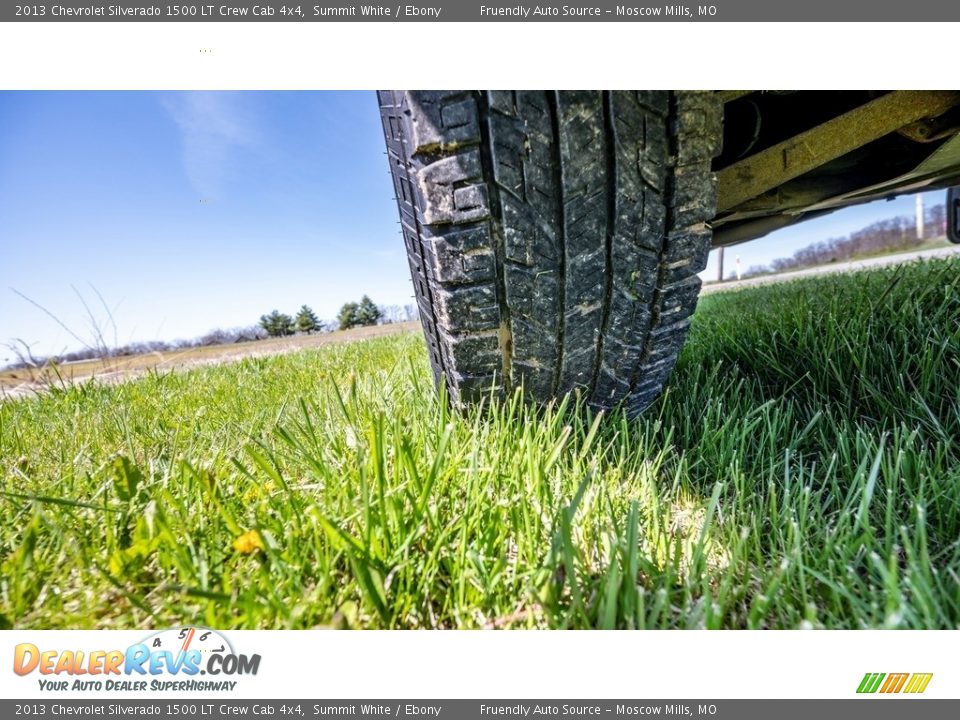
[856,673,885,693]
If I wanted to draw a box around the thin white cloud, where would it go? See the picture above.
[161,92,259,197]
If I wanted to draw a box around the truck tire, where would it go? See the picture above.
[378,91,721,417]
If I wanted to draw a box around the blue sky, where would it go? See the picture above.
[0,91,946,362]
[0,91,407,361]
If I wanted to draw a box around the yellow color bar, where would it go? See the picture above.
[904,673,934,694]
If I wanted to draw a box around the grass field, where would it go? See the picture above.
[0,321,420,398]
[2,259,959,630]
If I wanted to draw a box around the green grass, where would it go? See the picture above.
[2,258,959,630]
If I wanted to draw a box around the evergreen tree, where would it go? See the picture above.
[337,302,360,330]
[294,304,321,334]
[259,310,294,337]
[356,295,382,327]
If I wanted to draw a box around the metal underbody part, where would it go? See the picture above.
[711,91,960,248]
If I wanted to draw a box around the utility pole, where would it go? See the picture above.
[916,194,925,240]
[717,247,725,282]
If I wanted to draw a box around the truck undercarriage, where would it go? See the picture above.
[713,90,960,247]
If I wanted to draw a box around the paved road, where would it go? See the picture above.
[701,244,960,295]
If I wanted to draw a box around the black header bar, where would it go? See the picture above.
[4,1,960,22]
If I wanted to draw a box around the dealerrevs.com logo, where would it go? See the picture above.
[13,627,261,693]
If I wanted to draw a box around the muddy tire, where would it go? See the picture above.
[378,91,721,416]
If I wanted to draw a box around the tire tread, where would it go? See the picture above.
[378,90,721,415]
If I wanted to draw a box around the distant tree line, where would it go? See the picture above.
[3,296,421,371]
[258,299,420,337]
[741,203,947,279]
[2,325,270,371]
[259,305,323,337]
[337,295,381,330]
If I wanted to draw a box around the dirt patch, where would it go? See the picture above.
[0,322,420,402]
